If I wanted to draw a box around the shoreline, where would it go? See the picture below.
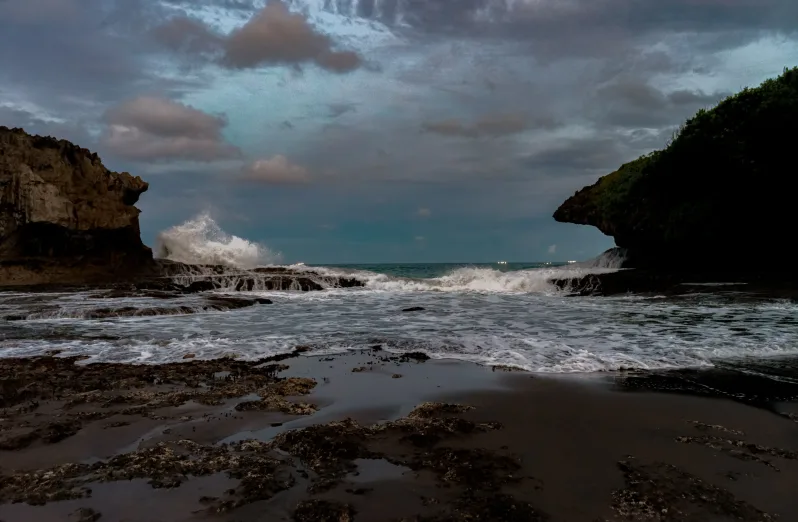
[3,258,798,299]
[1,350,796,521]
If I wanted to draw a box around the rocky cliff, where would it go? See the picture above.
[0,126,155,285]
[554,67,798,269]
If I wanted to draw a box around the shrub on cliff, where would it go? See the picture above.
[554,66,798,267]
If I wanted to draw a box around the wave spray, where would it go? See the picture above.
[155,212,281,269]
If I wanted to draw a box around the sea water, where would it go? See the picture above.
[0,215,796,373]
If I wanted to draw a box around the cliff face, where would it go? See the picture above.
[554,67,798,269]
[0,127,155,285]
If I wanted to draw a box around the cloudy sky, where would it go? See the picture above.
[1,0,796,263]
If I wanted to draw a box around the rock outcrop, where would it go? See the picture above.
[549,269,798,298]
[554,67,798,270]
[0,126,155,285]
[153,259,365,292]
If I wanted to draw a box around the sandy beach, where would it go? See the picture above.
[1,350,796,522]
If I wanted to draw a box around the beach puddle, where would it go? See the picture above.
[0,474,238,522]
[220,350,511,445]
[348,458,411,483]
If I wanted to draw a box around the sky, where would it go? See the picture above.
[1,0,796,264]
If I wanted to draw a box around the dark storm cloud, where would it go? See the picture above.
[0,0,200,147]
[0,105,96,149]
[592,78,731,128]
[668,89,728,105]
[421,114,530,138]
[0,106,44,129]
[0,0,78,23]
[0,16,147,103]
[327,103,358,118]
[293,0,798,68]
[519,137,630,175]
[311,0,798,37]
[160,0,795,58]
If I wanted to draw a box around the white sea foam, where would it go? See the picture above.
[3,285,797,373]
[292,265,617,294]
[155,213,281,269]
[360,267,606,293]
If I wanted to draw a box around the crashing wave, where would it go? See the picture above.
[155,213,281,269]
[305,264,619,294]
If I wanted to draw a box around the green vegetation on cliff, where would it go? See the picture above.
[554,67,798,268]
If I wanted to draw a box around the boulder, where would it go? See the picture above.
[554,67,798,270]
[0,127,155,285]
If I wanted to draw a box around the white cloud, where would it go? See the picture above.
[241,155,310,184]
[102,97,240,162]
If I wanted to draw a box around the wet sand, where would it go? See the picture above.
[1,349,797,521]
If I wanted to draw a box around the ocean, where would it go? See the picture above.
[1,215,797,373]
[319,262,565,279]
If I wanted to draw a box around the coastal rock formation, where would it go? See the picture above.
[549,269,798,297]
[554,67,798,269]
[0,126,154,285]
[153,259,365,291]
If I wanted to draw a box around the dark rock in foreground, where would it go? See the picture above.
[147,259,365,292]
[3,295,272,321]
[0,126,156,286]
[614,356,798,412]
[292,499,356,521]
[554,67,798,270]
[0,259,366,294]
